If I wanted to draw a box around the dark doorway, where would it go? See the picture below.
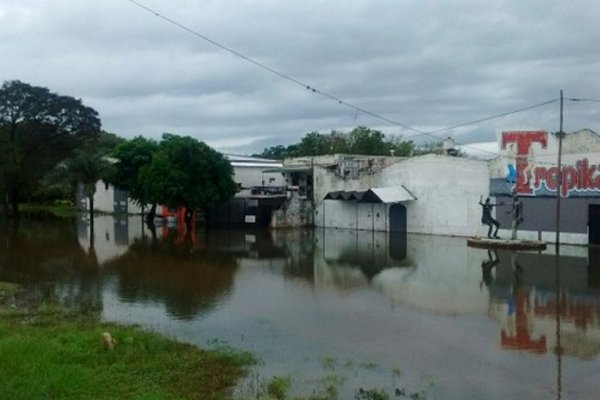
[389,204,407,261]
[389,204,407,233]
[588,205,600,245]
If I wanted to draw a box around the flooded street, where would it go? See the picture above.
[1,215,600,399]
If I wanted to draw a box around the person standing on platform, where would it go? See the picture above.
[479,196,503,239]
[508,194,523,240]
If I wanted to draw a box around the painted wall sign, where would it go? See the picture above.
[492,130,600,197]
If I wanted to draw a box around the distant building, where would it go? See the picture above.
[79,130,600,245]
[489,129,600,245]
[279,153,488,237]
[78,154,286,218]
[77,179,144,214]
[226,154,286,197]
[205,155,289,228]
[272,129,600,245]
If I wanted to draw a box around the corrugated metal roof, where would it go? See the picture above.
[324,185,417,203]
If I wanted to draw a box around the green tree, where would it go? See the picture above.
[49,148,112,238]
[387,134,414,156]
[255,144,287,160]
[297,131,351,156]
[140,134,237,232]
[255,126,413,159]
[254,144,299,160]
[298,131,328,156]
[0,80,101,217]
[110,136,158,217]
[348,126,388,155]
[324,129,350,154]
[97,131,126,154]
[29,130,124,205]
[414,140,466,157]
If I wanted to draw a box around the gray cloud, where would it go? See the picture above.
[1,0,599,154]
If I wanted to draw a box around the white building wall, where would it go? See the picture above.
[82,181,146,214]
[233,166,285,197]
[233,166,285,188]
[314,154,490,237]
[379,155,489,237]
[357,203,372,230]
[373,203,387,231]
[323,200,358,229]
[80,180,114,213]
[95,181,114,212]
[351,203,387,231]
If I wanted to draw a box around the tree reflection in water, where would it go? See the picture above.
[105,229,238,321]
[3,217,600,398]
[0,217,102,313]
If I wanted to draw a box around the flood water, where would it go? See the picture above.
[1,215,600,399]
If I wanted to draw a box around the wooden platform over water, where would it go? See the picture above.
[467,237,547,251]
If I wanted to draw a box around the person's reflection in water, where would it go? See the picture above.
[480,250,500,289]
[511,252,523,285]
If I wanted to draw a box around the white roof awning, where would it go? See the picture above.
[324,185,417,203]
[368,186,417,203]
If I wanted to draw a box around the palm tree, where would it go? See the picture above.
[53,148,112,238]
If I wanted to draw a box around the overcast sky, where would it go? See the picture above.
[1,0,599,154]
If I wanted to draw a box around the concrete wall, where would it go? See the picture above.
[271,192,313,228]
[322,200,357,229]
[356,203,387,231]
[313,154,490,237]
[379,155,489,236]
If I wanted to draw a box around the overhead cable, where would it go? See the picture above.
[126,0,589,165]
[125,1,557,145]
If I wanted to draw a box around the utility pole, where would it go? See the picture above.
[554,89,565,397]
[555,90,565,247]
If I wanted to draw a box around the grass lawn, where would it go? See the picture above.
[0,282,253,400]
[19,202,82,218]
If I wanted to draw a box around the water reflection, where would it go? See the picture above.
[316,230,410,286]
[0,218,102,313]
[77,215,156,264]
[1,216,600,398]
[373,234,489,314]
[104,233,237,321]
[485,248,600,361]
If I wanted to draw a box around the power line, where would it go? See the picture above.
[568,97,600,103]
[425,99,559,136]
[125,0,423,133]
[125,0,581,164]
[413,99,559,159]
[125,1,556,146]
